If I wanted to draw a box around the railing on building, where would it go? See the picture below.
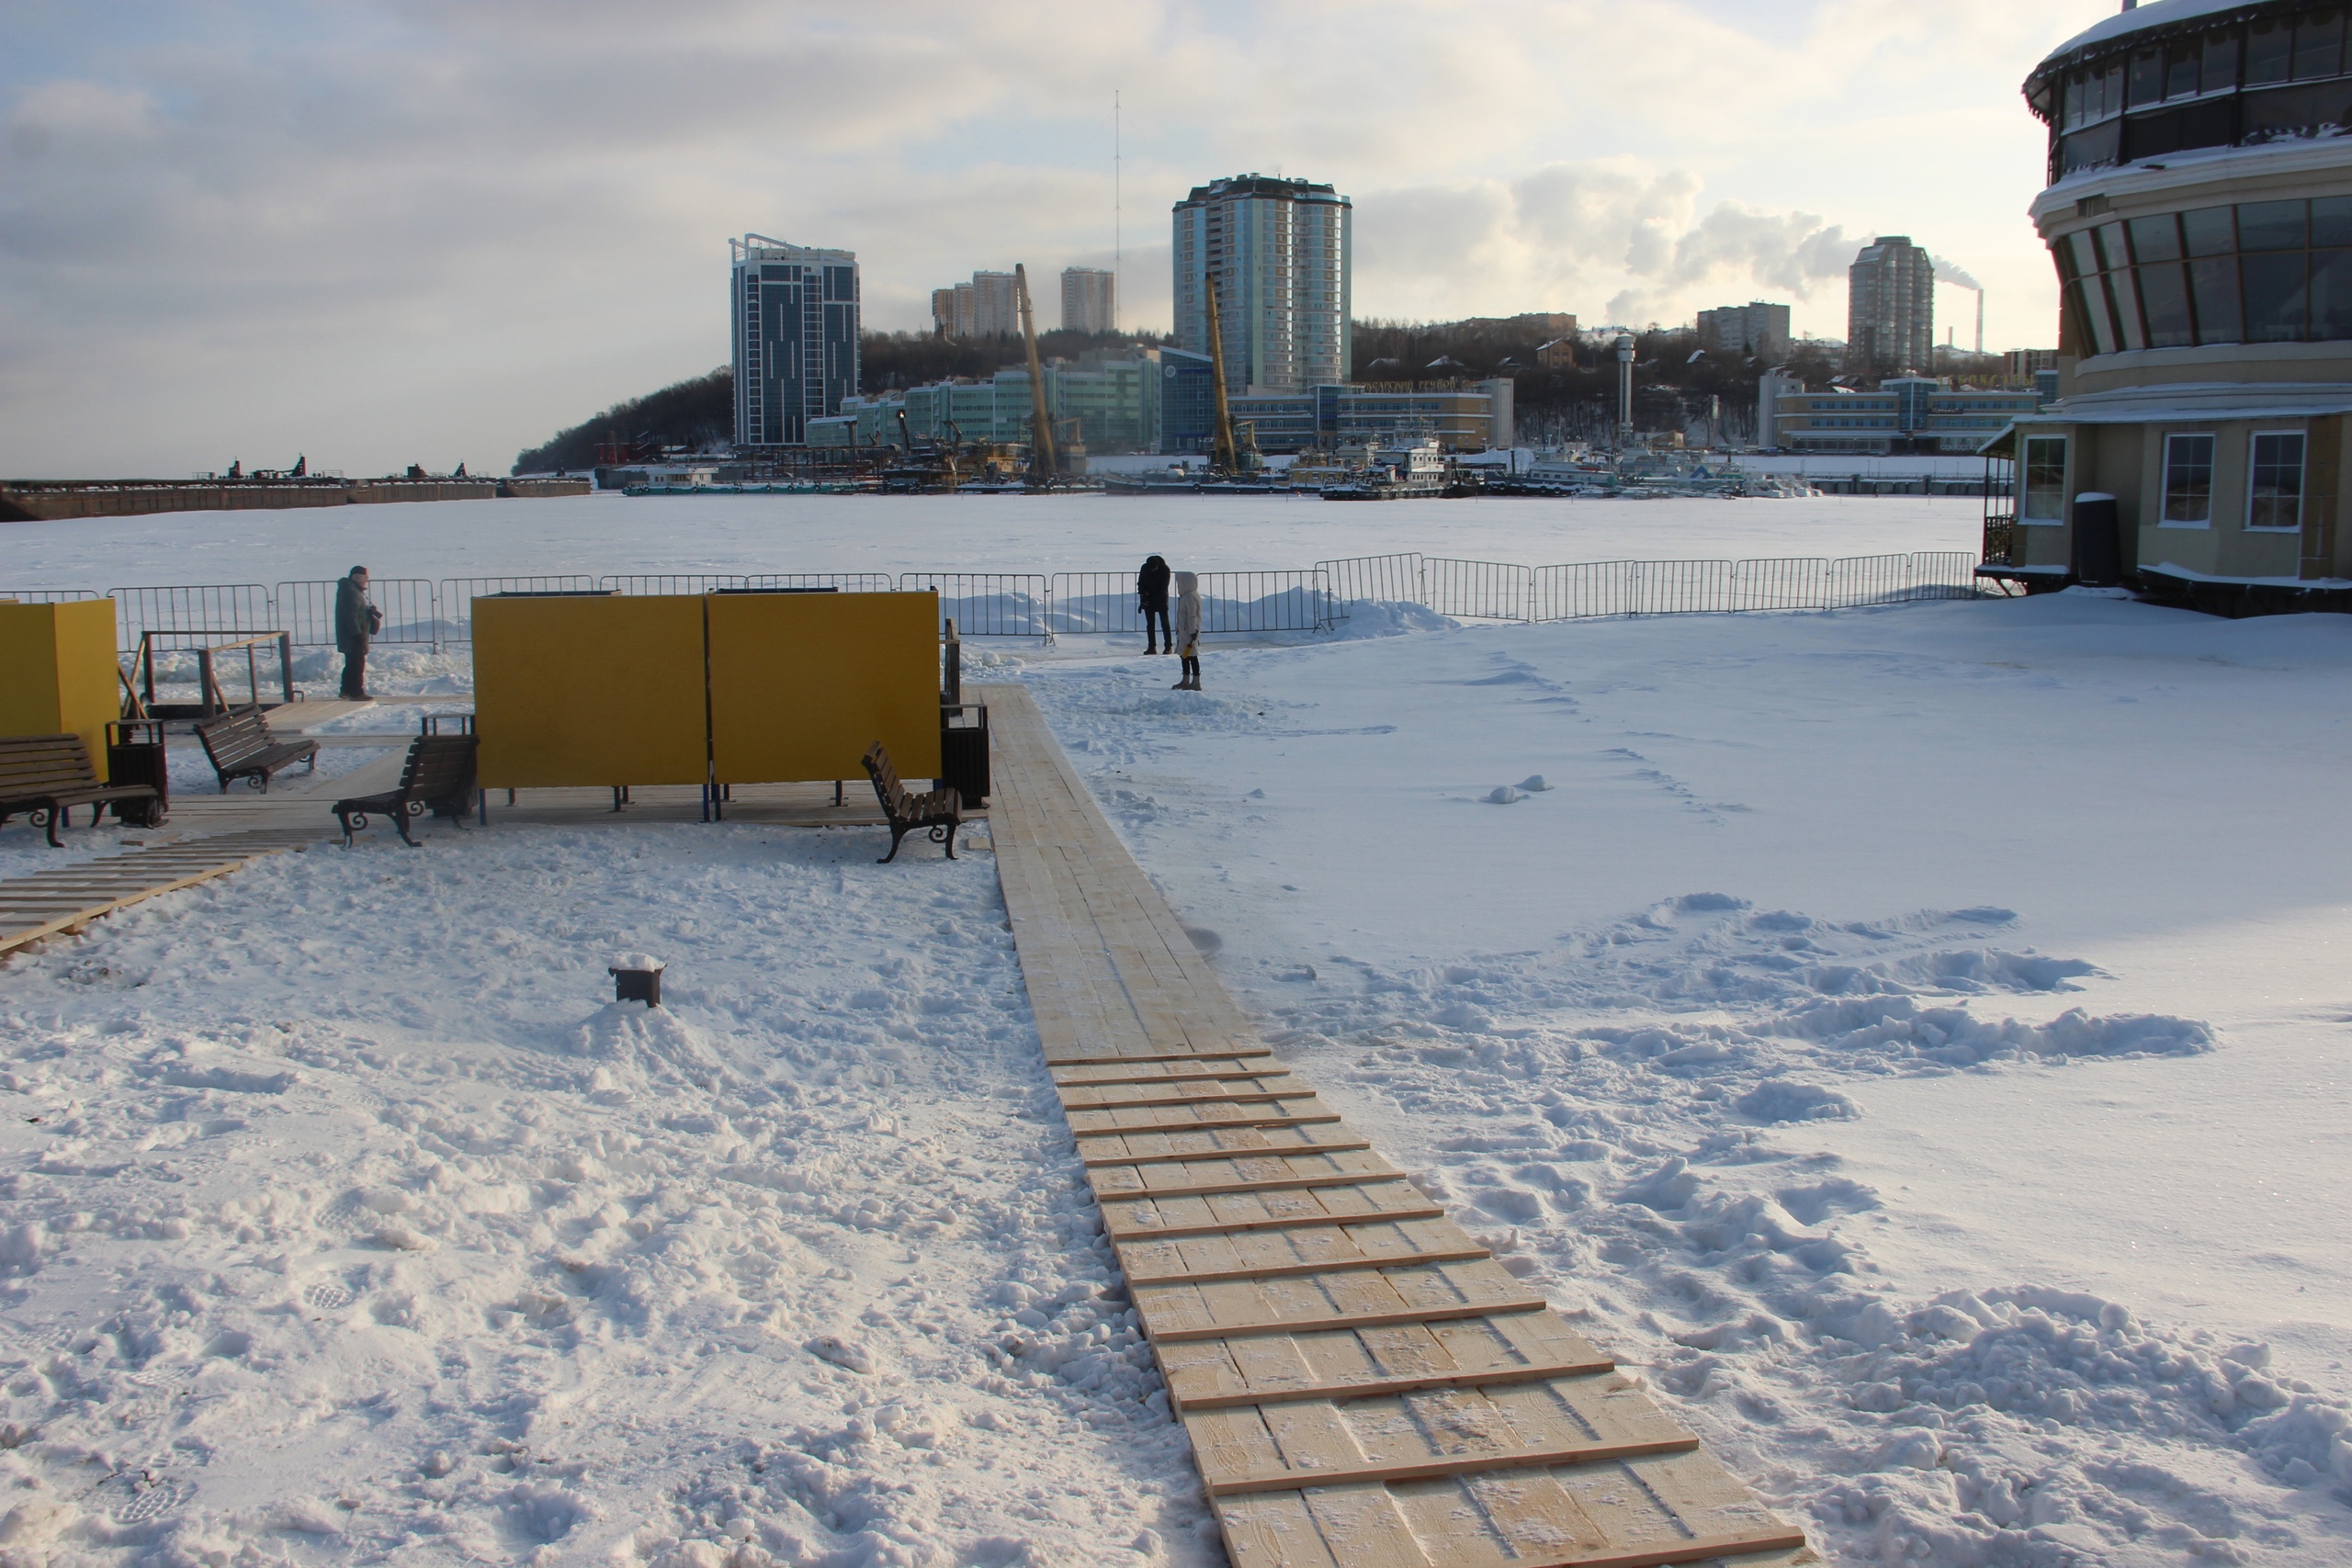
[1982,453,2018,566]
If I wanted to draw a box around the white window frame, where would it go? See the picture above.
[2020,434,2069,525]
[2245,429,2307,533]
[2161,432,2218,528]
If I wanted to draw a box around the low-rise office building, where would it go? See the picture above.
[1772,378,2042,454]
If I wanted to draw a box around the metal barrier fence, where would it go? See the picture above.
[1314,554,1423,620]
[1047,570,1331,635]
[437,576,600,642]
[107,583,276,652]
[1829,550,1979,605]
[1528,551,1984,622]
[598,573,896,595]
[66,552,1988,656]
[897,573,1051,637]
[0,588,101,603]
[1423,558,1535,622]
[276,578,440,648]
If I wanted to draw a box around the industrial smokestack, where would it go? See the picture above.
[1615,334,1636,452]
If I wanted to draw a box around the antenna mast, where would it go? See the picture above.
[1114,91,1123,334]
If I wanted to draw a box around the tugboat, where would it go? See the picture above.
[1322,439,1446,500]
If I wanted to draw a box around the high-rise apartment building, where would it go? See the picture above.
[730,234,859,448]
[1173,174,1351,393]
[931,271,1020,337]
[1062,267,1115,333]
[1847,237,1934,376]
[1697,300,1792,359]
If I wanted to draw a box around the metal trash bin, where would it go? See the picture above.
[105,718,170,827]
[940,702,989,809]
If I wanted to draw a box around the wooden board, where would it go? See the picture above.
[0,829,321,956]
[971,683,1814,1568]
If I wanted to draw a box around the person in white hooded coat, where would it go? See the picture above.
[1170,570,1203,690]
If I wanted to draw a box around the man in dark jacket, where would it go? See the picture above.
[334,566,381,700]
[1136,554,1172,654]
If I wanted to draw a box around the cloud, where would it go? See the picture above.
[0,0,2115,475]
[1353,160,1860,329]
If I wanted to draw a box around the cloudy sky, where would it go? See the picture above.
[0,0,2123,477]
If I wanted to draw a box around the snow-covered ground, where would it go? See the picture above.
[1024,592,2352,1566]
[0,492,1977,593]
[6,497,2348,1565]
[0,824,1211,1567]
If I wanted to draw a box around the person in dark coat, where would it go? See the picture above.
[334,565,381,700]
[1136,554,1172,653]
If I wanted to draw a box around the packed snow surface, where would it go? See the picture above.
[1025,591,2352,1566]
[6,499,2349,1565]
[0,826,1210,1566]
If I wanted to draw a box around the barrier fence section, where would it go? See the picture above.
[1422,558,1535,621]
[898,573,1050,637]
[1314,554,1423,623]
[438,576,600,642]
[1046,570,1332,635]
[1832,550,1979,605]
[598,573,897,596]
[0,588,101,603]
[107,583,277,652]
[277,579,440,649]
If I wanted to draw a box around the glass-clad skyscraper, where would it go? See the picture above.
[730,235,859,447]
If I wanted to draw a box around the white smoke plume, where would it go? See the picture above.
[1933,256,1984,291]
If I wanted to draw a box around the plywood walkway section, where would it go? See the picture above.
[973,682,1811,1568]
[0,828,322,958]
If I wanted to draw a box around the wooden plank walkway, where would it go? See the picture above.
[0,828,323,958]
[973,682,1814,1568]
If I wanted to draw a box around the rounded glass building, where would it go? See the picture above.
[1989,0,2352,605]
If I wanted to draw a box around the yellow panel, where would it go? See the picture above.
[708,591,941,784]
[53,601,119,782]
[0,601,118,779]
[473,595,708,788]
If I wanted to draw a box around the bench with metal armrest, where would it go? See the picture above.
[0,734,165,845]
[860,741,961,863]
[333,734,479,847]
[194,705,320,793]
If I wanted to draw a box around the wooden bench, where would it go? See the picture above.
[194,705,319,793]
[333,735,479,847]
[0,734,165,845]
[861,742,961,863]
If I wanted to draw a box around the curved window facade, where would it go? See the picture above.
[2035,4,2352,180]
[2057,197,2352,354]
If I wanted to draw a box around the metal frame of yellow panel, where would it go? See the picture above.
[707,591,942,784]
[474,595,709,788]
[0,600,120,781]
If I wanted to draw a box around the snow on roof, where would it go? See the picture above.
[2042,0,2260,68]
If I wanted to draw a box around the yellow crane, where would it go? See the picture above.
[1014,264,1058,485]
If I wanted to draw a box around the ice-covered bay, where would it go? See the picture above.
[0,491,1976,592]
